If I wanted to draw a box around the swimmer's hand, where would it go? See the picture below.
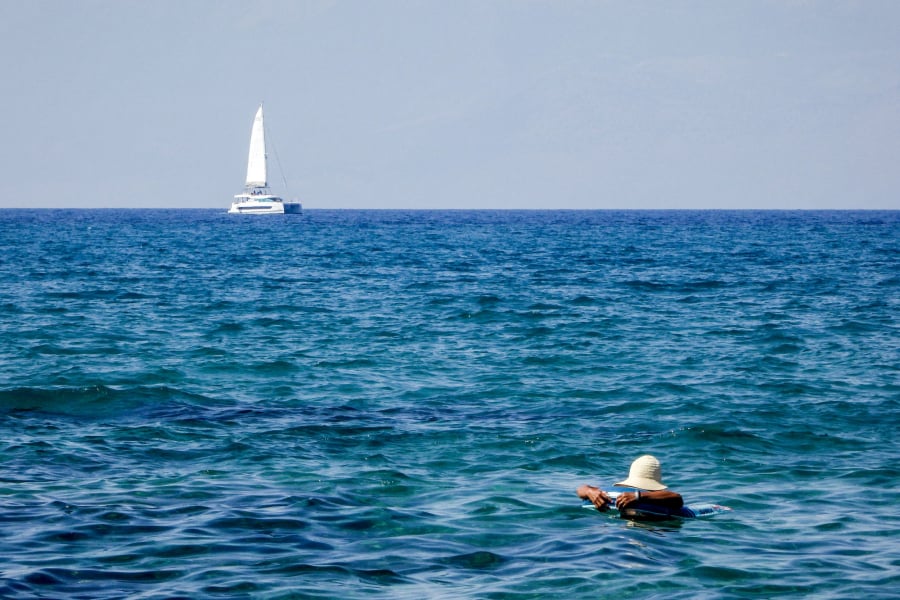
[577,484,611,511]
[616,492,639,510]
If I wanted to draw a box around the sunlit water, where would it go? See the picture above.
[1,209,898,598]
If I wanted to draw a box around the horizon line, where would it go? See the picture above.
[0,207,896,212]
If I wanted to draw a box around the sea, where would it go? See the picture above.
[0,209,897,599]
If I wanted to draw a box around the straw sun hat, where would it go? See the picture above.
[614,455,668,491]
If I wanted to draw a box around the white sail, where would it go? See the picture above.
[245,105,267,188]
[229,104,301,214]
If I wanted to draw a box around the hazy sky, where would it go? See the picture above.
[2,0,898,209]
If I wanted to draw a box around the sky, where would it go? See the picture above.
[1,0,898,210]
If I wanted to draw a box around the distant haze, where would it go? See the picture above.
[2,0,898,209]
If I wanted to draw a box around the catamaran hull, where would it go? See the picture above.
[228,200,302,214]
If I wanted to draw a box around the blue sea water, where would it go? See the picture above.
[0,209,898,599]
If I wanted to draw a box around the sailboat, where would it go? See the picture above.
[229,104,301,214]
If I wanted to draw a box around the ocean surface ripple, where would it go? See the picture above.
[1,209,898,598]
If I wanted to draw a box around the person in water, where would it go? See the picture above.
[577,455,684,517]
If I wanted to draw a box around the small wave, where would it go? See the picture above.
[44,289,119,300]
[115,291,151,300]
[623,279,667,291]
[622,279,726,293]
[204,515,310,532]
[569,295,598,306]
[28,343,122,356]
[248,359,299,375]
[829,319,882,334]
[704,327,751,336]
[314,358,377,369]
[527,302,564,311]
[208,321,244,334]
[0,385,218,419]
[0,301,23,314]
[522,353,571,366]
[440,550,508,570]
[677,280,726,291]
[254,562,406,584]
[757,380,830,397]
[770,343,803,354]
[188,346,228,357]
[757,330,804,345]
[477,294,502,306]
[836,467,899,487]
[646,380,699,395]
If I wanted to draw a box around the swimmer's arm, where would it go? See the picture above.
[616,490,683,510]
[576,485,612,511]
